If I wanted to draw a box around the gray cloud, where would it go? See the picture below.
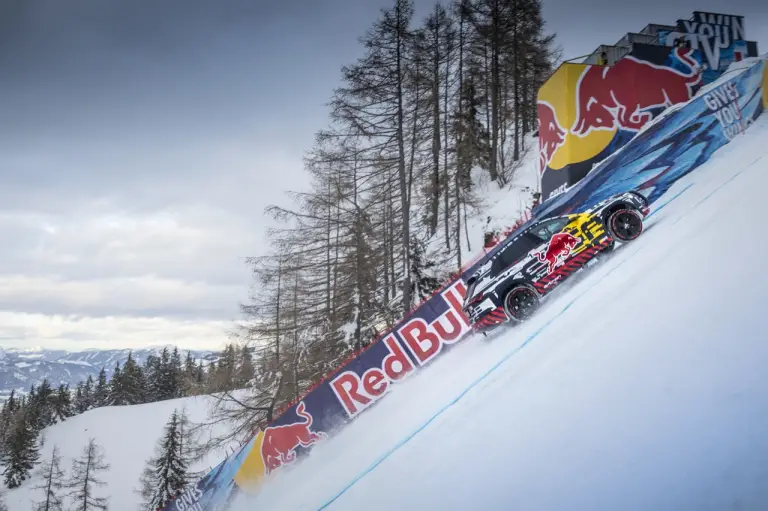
[0,0,765,350]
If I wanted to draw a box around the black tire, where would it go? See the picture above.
[606,208,643,242]
[503,285,540,323]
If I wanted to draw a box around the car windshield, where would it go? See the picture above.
[528,216,570,241]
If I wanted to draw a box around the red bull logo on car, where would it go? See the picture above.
[536,232,580,273]
[571,47,702,137]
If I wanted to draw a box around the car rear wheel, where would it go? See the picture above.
[503,285,540,323]
[607,208,643,242]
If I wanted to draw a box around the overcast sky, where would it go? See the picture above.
[1,0,765,352]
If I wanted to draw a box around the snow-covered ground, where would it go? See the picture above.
[224,115,768,510]
[4,394,238,511]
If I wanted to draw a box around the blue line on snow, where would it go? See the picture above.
[315,250,641,511]
[671,153,765,225]
[646,182,695,219]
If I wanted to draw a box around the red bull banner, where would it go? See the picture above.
[538,10,761,202]
[538,46,705,202]
[161,279,474,510]
[534,56,767,220]
[164,56,768,511]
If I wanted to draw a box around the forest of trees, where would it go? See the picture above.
[0,344,251,492]
[231,0,558,442]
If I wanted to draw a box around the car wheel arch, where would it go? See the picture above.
[501,282,541,322]
[499,280,540,303]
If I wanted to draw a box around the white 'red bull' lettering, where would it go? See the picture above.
[330,281,469,418]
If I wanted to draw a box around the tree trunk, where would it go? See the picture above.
[274,259,282,369]
[455,1,466,270]
[489,0,500,182]
[513,3,520,162]
[430,6,441,237]
[443,21,452,250]
[395,0,412,310]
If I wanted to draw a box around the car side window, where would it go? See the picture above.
[528,217,569,241]
[490,234,541,275]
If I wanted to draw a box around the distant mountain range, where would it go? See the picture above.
[0,346,219,401]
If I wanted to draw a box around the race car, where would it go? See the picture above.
[462,191,649,333]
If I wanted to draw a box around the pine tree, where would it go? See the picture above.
[169,347,183,399]
[0,391,17,457]
[83,376,94,411]
[153,348,173,401]
[107,362,128,406]
[32,445,65,511]
[195,360,205,387]
[93,368,109,408]
[65,439,109,511]
[212,345,237,392]
[73,383,88,415]
[28,379,55,431]
[143,354,160,403]
[235,345,255,388]
[205,359,217,392]
[183,352,196,380]
[1,410,40,488]
[137,410,188,510]
[181,351,195,396]
[121,353,146,405]
[51,385,73,424]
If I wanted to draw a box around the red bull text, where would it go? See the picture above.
[331,281,469,418]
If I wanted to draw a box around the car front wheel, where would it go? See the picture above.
[503,285,540,323]
[607,208,643,242]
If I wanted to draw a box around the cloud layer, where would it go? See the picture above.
[1,0,765,351]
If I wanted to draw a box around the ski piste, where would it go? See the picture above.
[158,56,768,511]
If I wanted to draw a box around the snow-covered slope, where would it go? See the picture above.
[3,394,236,511]
[224,115,768,510]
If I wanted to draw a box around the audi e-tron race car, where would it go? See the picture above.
[462,191,649,334]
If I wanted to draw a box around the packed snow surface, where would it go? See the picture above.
[4,394,237,511]
[226,116,768,511]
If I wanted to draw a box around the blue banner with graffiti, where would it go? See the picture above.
[656,11,753,84]
[532,57,766,221]
[162,56,767,511]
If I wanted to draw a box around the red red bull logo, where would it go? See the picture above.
[571,47,702,137]
[538,100,567,173]
[536,232,580,273]
[260,401,326,474]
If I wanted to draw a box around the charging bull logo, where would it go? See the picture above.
[536,232,580,273]
[537,101,567,173]
[261,401,326,474]
[572,47,702,136]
